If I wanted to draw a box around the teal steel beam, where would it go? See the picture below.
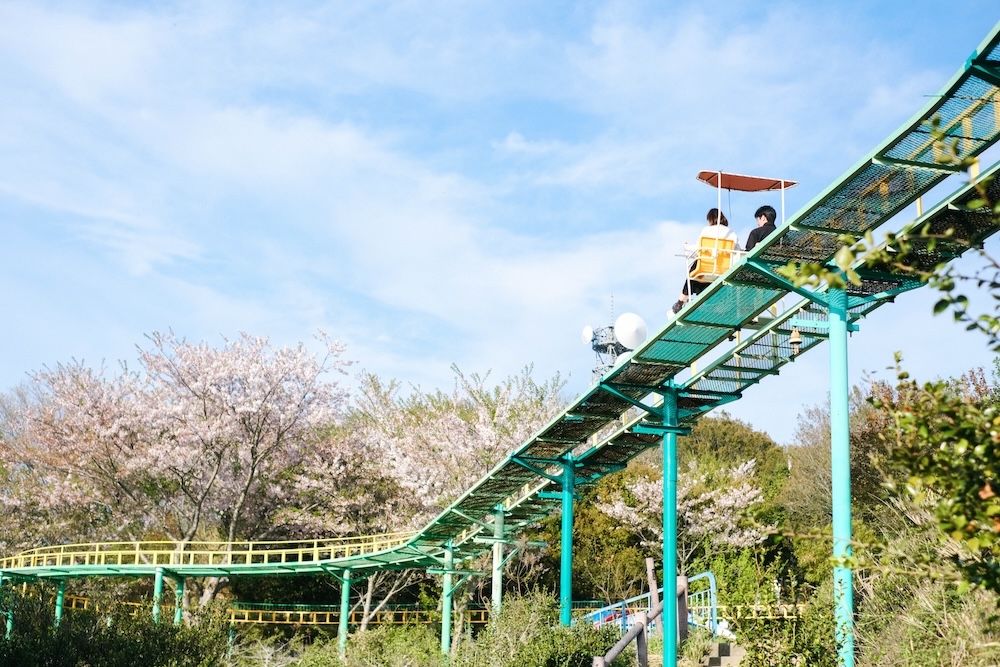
[971,63,1000,88]
[632,422,691,438]
[152,567,164,624]
[510,456,562,485]
[535,436,583,445]
[0,573,9,640]
[597,382,663,418]
[491,506,505,615]
[338,569,351,658]
[559,453,576,627]
[745,260,831,308]
[662,383,682,667]
[174,576,184,626]
[440,543,454,655]
[871,156,962,173]
[54,580,65,629]
[450,508,493,531]
[829,287,855,667]
[715,364,780,375]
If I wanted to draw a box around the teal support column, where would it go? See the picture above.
[662,384,679,667]
[829,287,855,667]
[1,573,11,640]
[54,580,65,629]
[559,453,576,627]
[491,506,505,616]
[173,577,184,626]
[440,543,455,655]
[152,567,164,624]
[338,569,352,657]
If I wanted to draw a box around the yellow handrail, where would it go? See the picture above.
[0,532,417,570]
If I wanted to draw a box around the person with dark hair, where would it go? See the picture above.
[671,208,740,314]
[745,205,777,251]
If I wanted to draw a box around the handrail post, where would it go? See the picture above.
[635,611,649,667]
[646,557,662,637]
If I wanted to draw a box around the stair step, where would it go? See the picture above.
[700,642,745,667]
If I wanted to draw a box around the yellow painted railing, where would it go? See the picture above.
[0,532,416,570]
[717,603,806,620]
[230,607,491,626]
[60,595,491,626]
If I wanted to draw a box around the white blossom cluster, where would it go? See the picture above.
[353,366,565,529]
[596,459,770,568]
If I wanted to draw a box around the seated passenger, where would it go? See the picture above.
[745,205,777,251]
[671,208,740,314]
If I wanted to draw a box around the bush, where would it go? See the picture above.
[453,589,624,667]
[0,590,229,667]
[732,579,837,667]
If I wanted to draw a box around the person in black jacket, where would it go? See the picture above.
[745,205,777,251]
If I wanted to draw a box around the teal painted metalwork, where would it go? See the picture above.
[491,506,505,615]
[559,454,576,627]
[687,572,718,635]
[174,576,184,626]
[338,569,352,657]
[829,287,855,667]
[54,580,65,629]
[662,384,679,667]
[153,567,164,624]
[440,543,454,655]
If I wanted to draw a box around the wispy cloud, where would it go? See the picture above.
[1,0,998,446]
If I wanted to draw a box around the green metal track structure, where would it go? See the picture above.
[4,17,1000,660]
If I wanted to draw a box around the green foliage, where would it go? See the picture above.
[855,576,1000,666]
[875,359,1000,594]
[570,478,650,603]
[733,579,837,667]
[332,624,443,667]
[452,590,624,667]
[0,591,229,667]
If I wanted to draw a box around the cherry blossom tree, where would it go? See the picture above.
[354,364,566,529]
[597,459,770,572]
[0,331,352,604]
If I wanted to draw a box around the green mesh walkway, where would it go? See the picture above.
[3,20,1000,584]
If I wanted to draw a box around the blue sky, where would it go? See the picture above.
[3,1,1000,446]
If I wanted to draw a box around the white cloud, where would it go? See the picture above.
[1,0,998,450]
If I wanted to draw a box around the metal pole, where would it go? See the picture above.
[491,505,505,616]
[440,543,454,655]
[559,453,576,627]
[54,580,65,629]
[1,573,10,640]
[645,557,662,637]
[338,569,352,658]
[152,567,164,624]
[662,384,679,667]
[829,286,855,667]
[174,577,184,625]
